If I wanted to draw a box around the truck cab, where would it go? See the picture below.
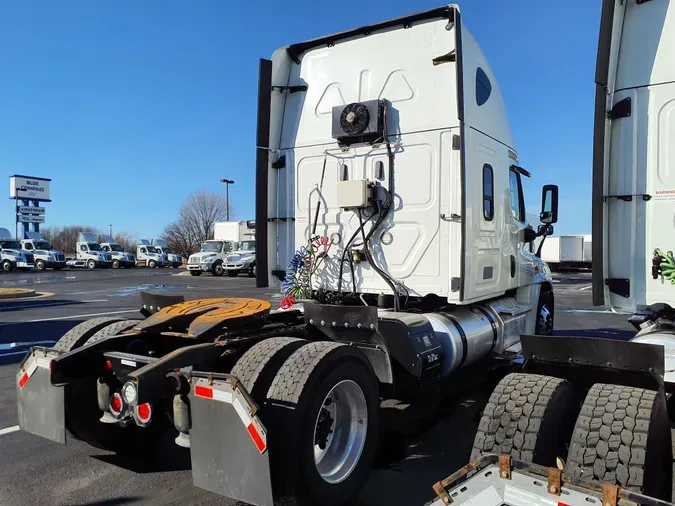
[75,232,113,269]
[225,240,256,277]
[20,231,66,271]
[151,239,182,268]
[0,227,34,272]
[136,239,165,268]
[187,240,234,276]
[100,236,136,269]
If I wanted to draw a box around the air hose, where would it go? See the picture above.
[654,248,675,284]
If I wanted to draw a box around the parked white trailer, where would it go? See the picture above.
[214,220,255,243]
[21,232,66,271]
[0,227,34,271]
[540,236,585,269]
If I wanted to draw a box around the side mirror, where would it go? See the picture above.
[540,185,559,224]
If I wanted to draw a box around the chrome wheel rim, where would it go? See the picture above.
[313,379,368,484]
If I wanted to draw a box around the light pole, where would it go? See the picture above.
[109,224,113,236]
[220,179,234,221]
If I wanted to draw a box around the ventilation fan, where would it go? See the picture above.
[340,103,370,135]
[332,99,387,146]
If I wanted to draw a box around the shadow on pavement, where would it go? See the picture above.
[0,320,83,365]
[92,434,191,474]
[69,498,142,506]
[553,328,634,341]
[0,299,86,312]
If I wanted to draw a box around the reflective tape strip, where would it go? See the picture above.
[18,357,38,389]
[194,385,213,399]
[36,357,52,369]
[192,379,267,453]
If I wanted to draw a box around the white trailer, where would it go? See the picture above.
[540,236,585,269]
[214,221,255,243]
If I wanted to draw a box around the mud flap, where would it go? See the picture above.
[16,347,66,444]
[188,376,273,506]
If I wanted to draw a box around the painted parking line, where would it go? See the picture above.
[0,299,109,311]
[0,425,20,436]
[579,285,592,291]
[0,309,139,327]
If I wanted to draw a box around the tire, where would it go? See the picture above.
[248,264,256,278]
[266,342,379,506]
[53,317,126,352]
[148,260,156,268]
[84,319,141,345]
[471,373,578,466]
[2,259,14,272]
[212,262,224,277]
[230,337,307,403]
[226,270,238,277]
[566,384,671,499]
[35,260,45,271]
[87,259,96,269]
[189,270,202,276]
[112,259,120,269]
[535,288,554,335]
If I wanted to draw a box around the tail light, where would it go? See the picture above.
[109,392,124,417]
[135,403,152,424]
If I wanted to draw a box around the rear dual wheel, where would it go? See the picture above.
[231,338,379,506]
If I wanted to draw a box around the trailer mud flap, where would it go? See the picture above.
[16,348,66,444]
[189,376,273,506]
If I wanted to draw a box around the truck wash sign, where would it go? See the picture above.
[9,175,51,202]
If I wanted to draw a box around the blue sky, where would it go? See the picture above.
[0,0,600,238]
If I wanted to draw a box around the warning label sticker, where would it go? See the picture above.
[653,189,675,201]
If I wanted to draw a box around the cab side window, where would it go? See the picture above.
[482,164,494,221]
[140,247,147,254]
[24,243,33,250]
[509,169,525,222]
[80,245,87,252]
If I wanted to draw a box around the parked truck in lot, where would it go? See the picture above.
[540,235,586,270]
[20,232,66,271]
[430,1,675,505]
[67,232,112,269]
[0,227,34,271]
[100,236,136,269]
[151,239,182,268]
[225,239,256,277]
[16,7,562,506]
[186,239,234,276]
[136,239,165,268]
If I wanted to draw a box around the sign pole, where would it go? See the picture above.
[14,187,18,241]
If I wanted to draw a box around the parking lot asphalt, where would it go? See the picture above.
[0,268,637,506]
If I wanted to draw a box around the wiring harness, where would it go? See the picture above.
[281,236,331,309]
[653,248,675,284]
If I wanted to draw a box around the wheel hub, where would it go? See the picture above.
[538,305,553,335]
[313,379,368,485]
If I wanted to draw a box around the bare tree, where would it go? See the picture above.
[162,189,235,258]
[113,231,138,253]
[41,225,101,254]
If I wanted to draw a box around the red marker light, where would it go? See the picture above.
[109,393,123,416]
[136,403,152,423]
[105,360,113,371]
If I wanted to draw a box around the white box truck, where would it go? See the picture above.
[21,232,66,271]
[214,220,255,243]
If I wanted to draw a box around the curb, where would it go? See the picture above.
[0,288,38,300]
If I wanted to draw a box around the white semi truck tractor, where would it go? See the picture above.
[67,232,113,269]
[0,227,34,271]
[100,236,136,269]
[17,6,560,506]
[151,239,182,268]
[431,1,675,505]
[136,239,165,268]
[21,232,66,271]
